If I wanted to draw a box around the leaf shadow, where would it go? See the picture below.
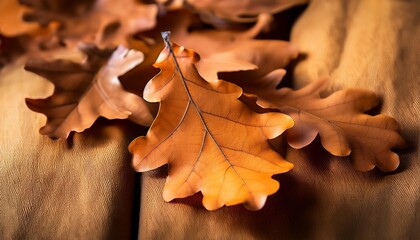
[239,173,318,239]
[65,118,148,149]
[162,172,319,239]
[148,164,169,178]
[149,154,319,240]
[290,135,334,173]
[119,44,161,96]
[257,5,308,41]
[81,119,146,239]
[279,53,308,89]
[144,132,323,234]
[170,192,205,209]
[148,166,206,209]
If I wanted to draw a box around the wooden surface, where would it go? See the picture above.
[0,0,419,239]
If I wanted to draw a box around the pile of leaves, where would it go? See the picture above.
[1,0,405,210]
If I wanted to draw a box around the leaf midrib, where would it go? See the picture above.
[165,43,254,204]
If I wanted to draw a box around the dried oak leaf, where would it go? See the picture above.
[129,33,294,210]
[197,40,298,83]
[0,0,39,36]
[25,45,156,139]
[20,0,157,47]
[251,77,406,172]
[0,0,54,68]
[139,11,299,82]
[186,0,310,22]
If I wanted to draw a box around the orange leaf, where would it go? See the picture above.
[25,45,156,139]
[129,32,294,210]
[186,0,309,22]
[251,77,406,172]
[20,0,157,47]
[0,0,38,37]
[140,11,299,82]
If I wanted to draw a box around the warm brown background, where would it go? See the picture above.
[1,0,419,239]
[0,59,143,239]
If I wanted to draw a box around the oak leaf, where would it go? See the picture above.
[20,0,157,47]
[0,0,38,37]
[25,45,156,139]
[197,40,298,83]
[139,11,299,82]
[186,0,310,22]
[249,76,406,172]
[0,0,56,68]
[129,33,294,210]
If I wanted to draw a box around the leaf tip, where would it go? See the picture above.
[244,196,268,211]
[162,190,174,203]
[263,112,295,139]
[378,152,401,172]
[202,197,221,211]
[282,160,294,172]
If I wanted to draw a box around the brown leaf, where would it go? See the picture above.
[0,0,54,68]
[186,0,310,22]
[20,0,157,47]
[140,10,271,54]
[25,45,156,139]
[198,40,298,83]
[139,10,299,82]
[0,0,39,36]
[251,77,406,172]
[129,33,294,210]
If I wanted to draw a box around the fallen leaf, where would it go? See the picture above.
[139,10,299,82]
[0,0,57,68]
[253,77,406,172]
[129,32,294,210]
[20,0,157,47]
[0,0,39,37]
[139,10,271,55]
[25,45,156,139]
[186,0,310,22]
[197,40,298,83]
[0,30,67,70]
